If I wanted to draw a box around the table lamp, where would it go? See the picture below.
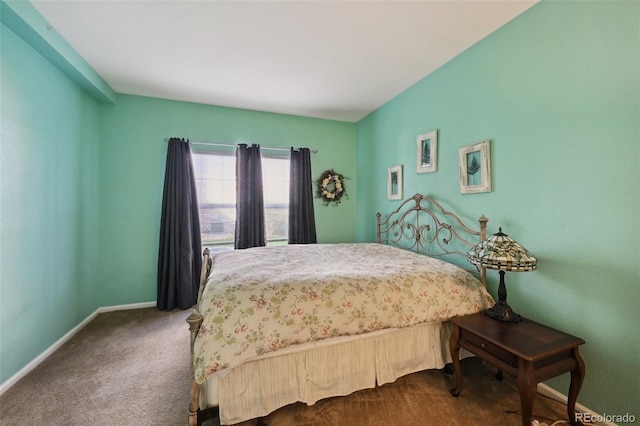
[467,228,537,322]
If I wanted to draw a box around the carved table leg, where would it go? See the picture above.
[568,347,585,426]
[449,323,462,397]
[517,360,537,426]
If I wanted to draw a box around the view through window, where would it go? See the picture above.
[192,152,289,248]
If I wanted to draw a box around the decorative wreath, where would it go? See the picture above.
[315,169,349,206]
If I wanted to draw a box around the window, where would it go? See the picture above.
[262,156,290,245]
[192,151,289,248]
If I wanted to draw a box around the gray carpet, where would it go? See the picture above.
[1,308,575,426]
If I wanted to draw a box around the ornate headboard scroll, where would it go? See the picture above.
[376,193,488,285]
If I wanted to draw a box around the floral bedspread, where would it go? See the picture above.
[193,243,494,384]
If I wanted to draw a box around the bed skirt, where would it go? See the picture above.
[199,320,472,425]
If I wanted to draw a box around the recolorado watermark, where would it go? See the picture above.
[576,412,636,424]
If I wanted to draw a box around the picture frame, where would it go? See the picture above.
[387,165,403,200]
[459,140,491,194]
[416,130,438,173]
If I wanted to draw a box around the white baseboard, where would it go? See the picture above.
[0,301,156,396]
[537,383,617,426]
[97,301,156,313]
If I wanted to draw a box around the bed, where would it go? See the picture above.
[186,193,494,425]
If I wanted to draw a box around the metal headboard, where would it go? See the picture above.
[376,193,488,286]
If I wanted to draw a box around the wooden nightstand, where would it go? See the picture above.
[449,312,585,426]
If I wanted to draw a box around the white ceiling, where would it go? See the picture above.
[31,0,537,123]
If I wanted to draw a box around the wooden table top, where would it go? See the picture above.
[450,313,585,362]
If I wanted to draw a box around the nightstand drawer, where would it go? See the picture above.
[461,330,516,367]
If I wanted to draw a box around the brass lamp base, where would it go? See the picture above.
[484,301,522,322]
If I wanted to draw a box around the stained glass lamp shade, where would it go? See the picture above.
[467,228,537,322]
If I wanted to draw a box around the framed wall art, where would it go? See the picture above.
[387,165,403,200]
[416,130,438,173]
[459,140,491,194]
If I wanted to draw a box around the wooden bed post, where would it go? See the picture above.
[187,311,203,426]
[197,248,212,304]
[187,248,212,426]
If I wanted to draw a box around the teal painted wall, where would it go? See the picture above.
[0,23,101,382]
[98,95,356,307]
[356,1,639,417]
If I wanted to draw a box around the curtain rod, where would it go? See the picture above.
[164,138,318,153]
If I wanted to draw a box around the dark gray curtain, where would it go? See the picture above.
[234,143,266,249]
[288,147,317,244]
[157,138,202,310]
